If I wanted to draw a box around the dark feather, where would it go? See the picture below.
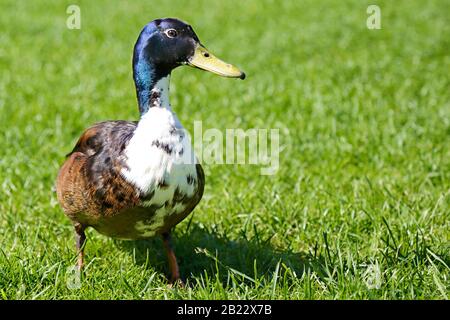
[57,121,139,224]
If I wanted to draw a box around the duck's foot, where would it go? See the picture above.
[161,232,183,286]
[168,279,185,289]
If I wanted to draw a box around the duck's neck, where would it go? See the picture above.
[133,60,172,115]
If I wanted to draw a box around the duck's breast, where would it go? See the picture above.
[117,107,203,238]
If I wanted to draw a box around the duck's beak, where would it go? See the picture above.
[187,44,245,80]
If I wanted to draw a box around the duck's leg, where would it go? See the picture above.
[161,232,182,285]
[74,223,86,270]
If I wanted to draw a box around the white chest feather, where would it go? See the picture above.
[121,107,197,201]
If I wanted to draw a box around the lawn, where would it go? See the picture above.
[0,0,449,299]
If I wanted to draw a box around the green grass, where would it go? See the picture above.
[0,0,449,299]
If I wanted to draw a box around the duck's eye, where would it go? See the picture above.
[165,29,178,38]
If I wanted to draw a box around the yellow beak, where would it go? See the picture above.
[187,44,245,79]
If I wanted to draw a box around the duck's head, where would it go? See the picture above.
[134,18,245,79]
[133,18,245,113]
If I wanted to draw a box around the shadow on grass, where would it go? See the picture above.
[115,224,323,284]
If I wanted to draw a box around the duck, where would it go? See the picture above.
[56,17,245,283]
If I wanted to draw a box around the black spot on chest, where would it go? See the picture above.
[158,180,170,189]
[152,140,173,154]
[150,91,160,108]
[187,174,195,185]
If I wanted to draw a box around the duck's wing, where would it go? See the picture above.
[67,120,138,157]
[57,121,139,222]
